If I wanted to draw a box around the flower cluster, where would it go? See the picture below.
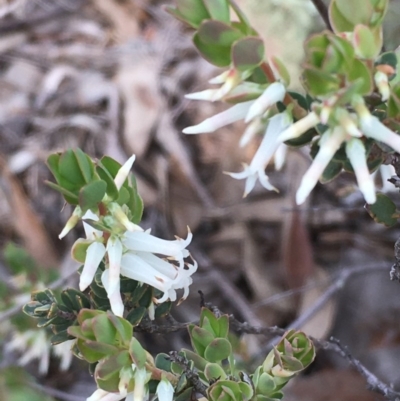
[59,156,197,317]
[184,74,400,205]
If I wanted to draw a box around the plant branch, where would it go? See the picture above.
[310,0,333,31]
[168,351,208,397]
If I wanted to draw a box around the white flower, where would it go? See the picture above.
[79,209,106,291]
[278,111,320,142]
[156,379,174,401]
[121,229,197,304]
[226,112,291,196]
[114,155,136,190]
[374,71,390,102]
[244,82,286,123]
[183,100,254,134]
[345,138,376,204]
[87,389,126,401]
[186,69,241,102]
[5,329,50,375]
[354,96,400,153]
[296,127,347,205]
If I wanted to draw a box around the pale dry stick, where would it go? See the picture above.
[264,263,389,349]
[29,381,85,401]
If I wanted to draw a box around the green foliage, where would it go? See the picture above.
[46,149,143,220]
[367,193,400,226]
[23,288,90,344]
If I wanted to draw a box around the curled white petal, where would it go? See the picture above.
[296,127,346,205]
[227,112,290,196]
[123,230,192,260]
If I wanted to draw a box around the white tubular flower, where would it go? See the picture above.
[59,206,82,239]
[245,82,286,123]
[120,250,197,304]
[122,230,192,268]
[278,111,320,142]
[186,69,241,101]
[354,96,400,153]
[182,100,254,134]
[102,270,124,317]
[156,379,174,401]
[133,367,148,401]
[226,112,291,196]
[296,127,347,205]
[336,109,362,138]
[114,155,136,190]
[87,389,126,401]
[239,118,264,147]
[374,71,390,102]
[345,138,376,204]
[274,143,288,171]
[80,241,106,291]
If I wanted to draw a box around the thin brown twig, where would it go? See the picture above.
[310,0,333,31]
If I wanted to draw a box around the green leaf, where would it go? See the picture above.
[155,353,172,372]
[302,68,340,97]
[232,37,264,72]
[197,20,243,47]
[79,180,107,212]
[353,24,379,59]
[77,339,119,363]
[175,0,210,28]
[367,193,399,226]
[74,148,95,184]
[204,338,232,362]
[45,181,79,204]
[191,327,215,350]
[71,239,93,264]
[193,32,231,67]
[107,312,133,345]
[269,56,290,86]
[92,313,117,344]
[204,363,227,381]
[321,160,343,183]
[347,60,373,95]
[129,337,147,369]
[154,301,172,318]
[331,0,372,29]
[183,349,208,371]
[329,0,355,33]
[95,352,131,392]
[59,149,86,186]
[50,330,74,345]
[203,0,230,23]
[127,181,144,224]
[96,163,119,200]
